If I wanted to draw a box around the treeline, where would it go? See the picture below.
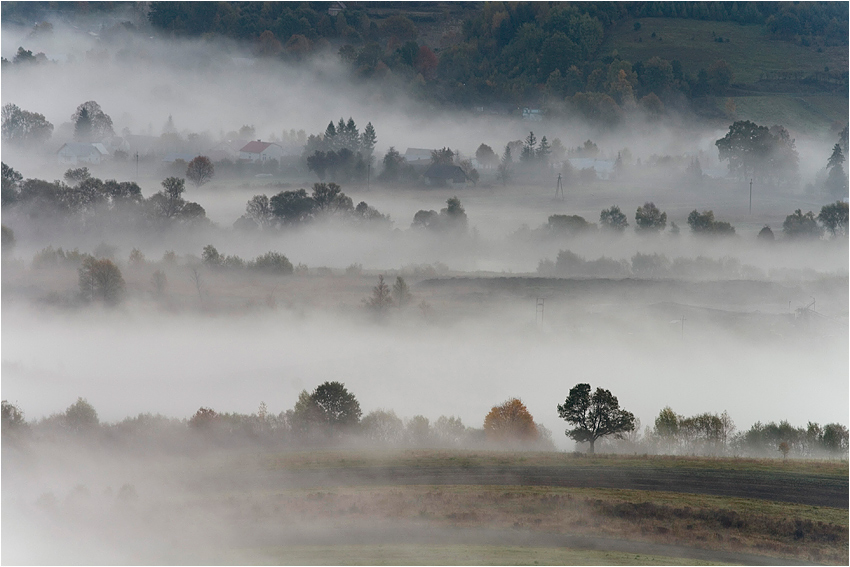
[1,164,208,232]
[604,406,849,459]
[3,390,846,459]
[5,2,844,114]
[527,199,848,244]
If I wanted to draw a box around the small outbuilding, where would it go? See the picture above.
[423,163,469,186]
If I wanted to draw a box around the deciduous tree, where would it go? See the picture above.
[484,398,539,443]
[1,103,53,146]
[186,156,214,187]
[635,202,667,233]
[599,205,628,232]
[557,383,635,454]
[818,201,848,237]
[78,256,125,304]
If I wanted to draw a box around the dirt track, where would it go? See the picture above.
[256,464,848,509]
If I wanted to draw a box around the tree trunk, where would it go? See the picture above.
[588,438,595,454]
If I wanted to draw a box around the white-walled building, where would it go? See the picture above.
[57,142,109,165]
[239,140,284,163]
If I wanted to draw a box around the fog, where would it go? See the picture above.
[2,13,848,565]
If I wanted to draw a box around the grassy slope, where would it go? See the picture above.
[217,545,726,565]
[258,448,849,477]
[195,450,846,563]
[598,17,849,133]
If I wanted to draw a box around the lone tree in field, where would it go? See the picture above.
[557,383,635,454]
[484,398,538,443]
[186,156,214,187]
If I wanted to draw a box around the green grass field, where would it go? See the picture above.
[600,17,847,85]
[215,544,728,565]
[599,17,848,132]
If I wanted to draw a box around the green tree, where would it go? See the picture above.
[520,131,537,163]
[78,257,125,304]
[1,400,26,434]
[311,381,362,430]
[365,274,393,313]
[817,201,849,237]
[557,383,635,454]
[687,210,735,235]
[1,103,54,146]
[1,225,15,256]
[65,397,99,433]
[635,202,667,232]
[270,189,315,224]
[202,244,222,267]
[431,147,454,166]
[392,276,412,308]
[475,144,498,168]
[360,122,377,163]
[245,194,274,229]
[715,120,774,181]
[442,196,468,232]
[250,251,293,274]
[782,209,822,239]
[71,101,114,142]
[599,205,628,232]
[1,162,23,205]
[497,145,513,185]
[150,177,186,219]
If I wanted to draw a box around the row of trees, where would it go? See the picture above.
[236,182,389,229]
[529,201,848,240]
[5,384,846,458]
[2,164,208,231]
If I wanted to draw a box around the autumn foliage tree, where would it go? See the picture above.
[186,156,214,187]
[484,398,539,444]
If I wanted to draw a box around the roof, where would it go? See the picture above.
[404,148,434,162]
[57,142,107,157]
[424,163,468,182]
[240,140,279,154]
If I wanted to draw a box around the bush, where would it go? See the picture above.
[250,251,293,274]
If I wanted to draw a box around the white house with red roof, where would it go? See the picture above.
[239,140,284,163]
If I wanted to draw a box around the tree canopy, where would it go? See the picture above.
[557,383,635,453]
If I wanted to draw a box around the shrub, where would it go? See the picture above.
[250,251,294,274]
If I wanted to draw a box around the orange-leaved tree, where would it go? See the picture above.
[484,398,538,443]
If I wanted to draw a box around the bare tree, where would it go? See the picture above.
[189,267,204,301]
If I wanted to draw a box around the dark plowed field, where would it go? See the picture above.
[245,464,847,509]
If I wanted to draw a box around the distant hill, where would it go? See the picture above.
[2,1,847,132]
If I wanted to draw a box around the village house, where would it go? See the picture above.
[56,142,109,165]
[239,140,284,163]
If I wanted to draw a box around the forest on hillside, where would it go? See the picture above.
[3,1,847,118]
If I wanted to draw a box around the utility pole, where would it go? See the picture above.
[135,151,139,180]
[749,178,752,215]
[555,173,564,200]
[681,315,685,340]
